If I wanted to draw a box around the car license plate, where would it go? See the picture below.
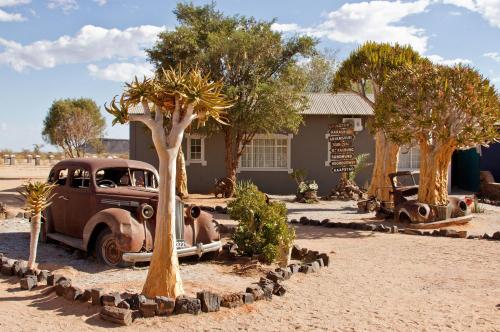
[176,240,187,249]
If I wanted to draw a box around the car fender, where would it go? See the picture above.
[82,208,144,253]
[194,211,220,244]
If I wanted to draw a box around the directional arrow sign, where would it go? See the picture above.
[329,159,357,167]
[330,153,355,160]
[331,166,355,173]
[330,147,355,154]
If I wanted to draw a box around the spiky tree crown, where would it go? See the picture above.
[105,66,233,128]
[19,181,56,215]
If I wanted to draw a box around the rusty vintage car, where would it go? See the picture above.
[389,171,470,223]
[42,158,221,267]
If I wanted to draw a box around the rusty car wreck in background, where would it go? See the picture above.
[387,171,471,224]
[42,158,221,267]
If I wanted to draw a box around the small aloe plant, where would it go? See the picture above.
[19,181,56,269]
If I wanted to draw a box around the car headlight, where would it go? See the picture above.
[140,203,154,220]
[186,205,201,219]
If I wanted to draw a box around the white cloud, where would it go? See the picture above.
[47,0,78,13]
[484,52,500,61]
[0,122,6,131]
[93,0,107,5]
[88,62,154,82]
[442,0,500,28]
[0,24,164,71]
[272,0,431,53]
[427,54,472,65]
[0,0,29,21]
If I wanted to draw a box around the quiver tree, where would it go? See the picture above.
[19,181,56,270]
[375,62,500,205]
[332,42,422,201]
[105,67,232,298]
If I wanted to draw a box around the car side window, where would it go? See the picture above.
[70,168,90,188]
[49,168,68,186]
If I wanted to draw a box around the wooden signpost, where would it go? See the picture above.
[329,123,356,173]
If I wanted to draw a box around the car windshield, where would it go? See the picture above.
[95,168,158,189]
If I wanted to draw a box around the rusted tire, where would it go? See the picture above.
[95,229,132,268]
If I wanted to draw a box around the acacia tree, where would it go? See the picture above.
[375,62,500,205]
[20,181,56,270]
[42,98,105,158]
[332,42,422,201]
[106,67,231,298]
[147,3,315,186]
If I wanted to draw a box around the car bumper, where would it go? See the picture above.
[121,241,222,263]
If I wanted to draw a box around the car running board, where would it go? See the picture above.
[47,233,85,251]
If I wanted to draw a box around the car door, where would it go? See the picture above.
[48,167,70,234]
[65,167,93,238]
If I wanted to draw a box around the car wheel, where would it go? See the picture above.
[95,229,132,268]
[200,248,221,261]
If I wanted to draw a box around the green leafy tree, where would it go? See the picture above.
[42,98,105,158]
[147,3,316,187]
[303,49,338,93]
[375,62,500,205]
[332,42,422,201]
[106,66,231,298]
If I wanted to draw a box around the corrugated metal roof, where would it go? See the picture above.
[301,93,374,115]
[126,92,374,116]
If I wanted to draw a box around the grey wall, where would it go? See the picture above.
[130,115,375,196]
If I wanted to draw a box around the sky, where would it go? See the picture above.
[0,0,499,151]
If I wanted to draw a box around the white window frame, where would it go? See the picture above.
[398,146,420,171]
[186,134,207,166]
[237,134,293,173]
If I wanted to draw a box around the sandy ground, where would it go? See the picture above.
[1,165,500,331]
[0,219,499,332]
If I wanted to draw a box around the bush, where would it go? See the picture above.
[228,181,295,263]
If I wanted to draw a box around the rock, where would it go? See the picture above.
[266,271,284,283]
[196,291,220,313]
[139,299,157,318]
[291,244,303,260]
[241,292,254,304]
[483,233,491,240]
[318,253,330,267]
[80,289,92,302]
[422,231,431,236]
[303,250,319,263]
[221,293,243,308]
[47,274,65,286]
[37,270,50,283]
[126,294,146,310]
[16,212,24,218]
[309,219,321,226]
[299,264,314,274]
[492,231,500,240]
[64,286,83,301]
[215,205,226,213]
[324,221,337,228]
[310,261,320,272]
[20,275,37,290]
[315,258,324,268]
[246,285,265,301]
[275,267,292,280]
[55,279,72,296]
[117,300,131,310]
[100,306,133,326]
[174,296,201,315]
[391,225,398,234]
[288,263,301,274]
[467,235,480,239]
[12,260,22,276]
[257,279,274,300]
[102,292,122,307]
[320,219,330,225]
[1,261,14,275]
[432,230,441,236]
[273,284,286,296]
[17,266,28,278]
[289,219,298,224]
[451,231,467,238]
[154,296,175,315]
[91,288,104,306]
[299,216,309,225]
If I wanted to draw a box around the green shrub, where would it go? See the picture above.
[228,181,295,263]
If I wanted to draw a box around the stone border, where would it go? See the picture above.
[289,216,500,241]
[0,247,331,326]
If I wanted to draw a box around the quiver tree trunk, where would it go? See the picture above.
[417,142,455,206]
[27,213,41,270]
[176,147,189,198]
[224,130,238,187]
[367,131,400,201]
